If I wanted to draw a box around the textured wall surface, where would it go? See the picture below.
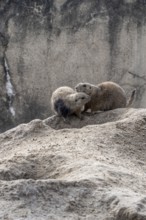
[0,0,146,132]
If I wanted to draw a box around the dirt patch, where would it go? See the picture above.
[0,108,146,219]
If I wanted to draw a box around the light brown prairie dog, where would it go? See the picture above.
[75,82,136,112]
[51,86,91,120]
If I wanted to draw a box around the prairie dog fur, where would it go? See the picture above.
[75,82,136,112]
[51,86,90,120]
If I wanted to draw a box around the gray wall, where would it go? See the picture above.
[0,0,146,132]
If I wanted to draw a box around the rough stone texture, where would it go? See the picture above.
[0,108,146,219]
[0,0,146,132]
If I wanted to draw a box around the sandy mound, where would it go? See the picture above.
[0,108,146,220]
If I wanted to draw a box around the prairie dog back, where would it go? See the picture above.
[51,86,74,108]
[75,81,135,112]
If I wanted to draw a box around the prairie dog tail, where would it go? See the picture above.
[126,89,136,107]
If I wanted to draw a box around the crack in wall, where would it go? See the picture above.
[128,71,146,81]
[0,2,17,123]
[3,55,15,117]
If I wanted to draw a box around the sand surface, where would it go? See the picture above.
[0,108,146,220]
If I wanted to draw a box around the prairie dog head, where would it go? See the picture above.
[75,83,99,96]
[67,92,91,108]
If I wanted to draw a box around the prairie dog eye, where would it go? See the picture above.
[75,99,78,102]
[83,84,86,87]
[81,97,85,99]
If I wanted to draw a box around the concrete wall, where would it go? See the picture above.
[0,0,146,132]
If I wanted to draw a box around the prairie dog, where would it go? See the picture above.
[75,82,136,112]
[51,86,90,120]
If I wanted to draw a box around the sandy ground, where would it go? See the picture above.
[0,108,146,220]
